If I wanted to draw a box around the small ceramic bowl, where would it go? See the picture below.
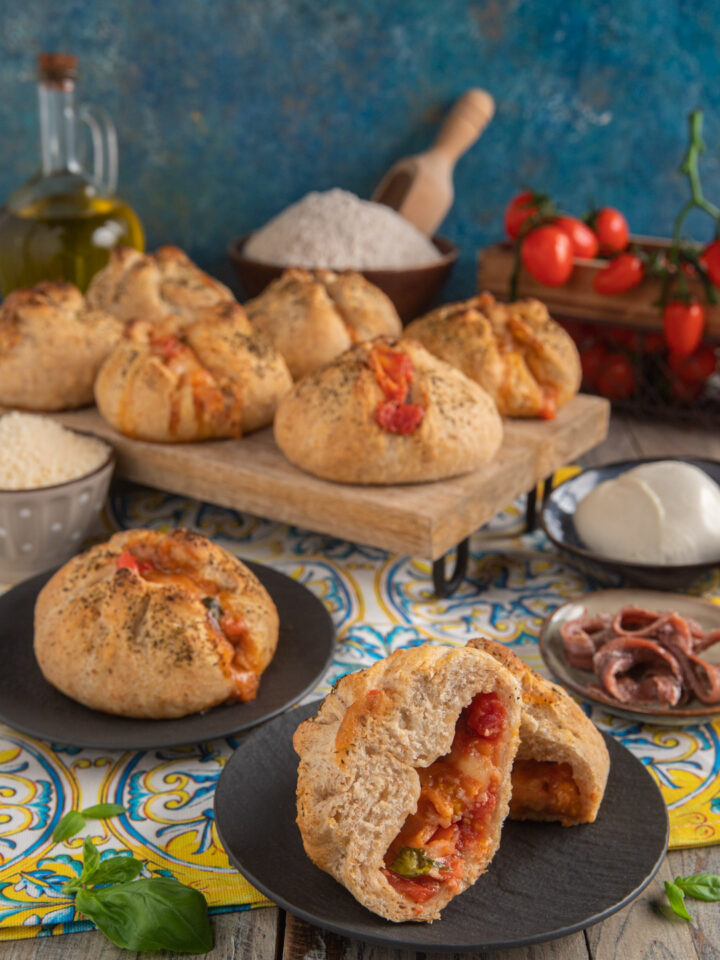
[0,433,115,583]
[228,234,459,323]
[540,457,720,589]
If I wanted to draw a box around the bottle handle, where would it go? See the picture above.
[78,103,118,195]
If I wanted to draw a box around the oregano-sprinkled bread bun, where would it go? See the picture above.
[293,643,522,922]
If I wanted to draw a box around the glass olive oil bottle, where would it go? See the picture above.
[0,54,144,295]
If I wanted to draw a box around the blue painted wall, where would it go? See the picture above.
[1,0,718,299]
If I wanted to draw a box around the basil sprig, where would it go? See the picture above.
[665,873,720,922]
[389,846,446,878]
[54,805,213,953]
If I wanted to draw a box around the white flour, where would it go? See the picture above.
[244,189,442,269]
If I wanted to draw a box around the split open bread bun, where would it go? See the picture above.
[245,268,402,380]
[95,302,292,442]
[404,293,581,419]
[86,245,236,326]
[274,337,503,484]
[294,643,522,922]
[34,528,279,718]
[467,637,609,825]
[0,282,122,411]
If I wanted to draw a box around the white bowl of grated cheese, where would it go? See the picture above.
[0,413,114,583]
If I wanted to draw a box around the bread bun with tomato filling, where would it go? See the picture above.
[34,529,279,718]
[95,302,292,442]
[0,282,122,411]
[274,337,503,484]
[404,293,581,419]
[467,637,609,825]
[86,245,236,327]
[293,643,522,922]
[245,268,402,381]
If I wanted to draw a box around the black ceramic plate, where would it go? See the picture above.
[0,563,335,748]
[541,457,720,589]
[215,702,669,952]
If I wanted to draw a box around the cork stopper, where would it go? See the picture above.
[38,53,78,87]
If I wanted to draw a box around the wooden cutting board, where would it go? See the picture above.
[52,394,609,560]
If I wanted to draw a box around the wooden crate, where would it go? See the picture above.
[478,235,720,336]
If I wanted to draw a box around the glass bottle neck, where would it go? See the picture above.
[38,82,81,175]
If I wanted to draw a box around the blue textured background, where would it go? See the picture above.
[1,0,719,298]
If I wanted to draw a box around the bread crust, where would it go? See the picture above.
[0,282,122,411]
[274,337,503,484]
[294,644,522,922]
[86,245,235,326]
[467,637,609,824]
[95,303,292,441]
[34,529,279,718]
[405,293,581,418]
[245,268,402,380]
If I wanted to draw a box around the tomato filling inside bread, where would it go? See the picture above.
[368,344,425,435]
[115,538,258,701]
[509,759,582,823]
[382,692,509,904]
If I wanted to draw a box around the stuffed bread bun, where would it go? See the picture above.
[468,637,609,825]
[293,643,522,922]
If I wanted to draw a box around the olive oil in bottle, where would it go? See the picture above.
[0,54,144,296]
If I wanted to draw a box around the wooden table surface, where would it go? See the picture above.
[6,414,720,960]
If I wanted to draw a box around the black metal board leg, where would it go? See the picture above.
[432,538,469,598]
[542,471,555,505]
[525,486,538,532]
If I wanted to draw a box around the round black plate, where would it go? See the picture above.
[215,702,669,951]
[541,457,720,589]
[0,563,335,748]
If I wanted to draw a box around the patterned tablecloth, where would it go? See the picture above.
[2,480,720,942]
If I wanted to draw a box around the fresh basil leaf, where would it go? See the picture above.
[81,836,100,883]
[76,878,213,953]
[80,803,126,820]
[676,873,720,902]
[52,810,87,843]
[389,846,445,878]
[62,877,83,895]
[88,855,143,886]
[665,880,694,921]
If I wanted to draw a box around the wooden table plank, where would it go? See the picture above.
[51,394,609,560]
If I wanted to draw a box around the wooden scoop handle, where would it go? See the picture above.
[432,89,495,164]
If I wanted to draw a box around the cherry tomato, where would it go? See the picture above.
[504,191,539,239]
[669,376,705,403]
[554,216,599,259]
[521,226,574,286]
[644,332,666,353]
[579,344,608,387]
[663,300,706,358]
[376,401,425,434]
[592,253,645,295]
[593,207,630,254]
[466,693,505,740]
[605,326,641,351]
[667,343,716,381]
[596,353,635,400]
[701,241,720,287]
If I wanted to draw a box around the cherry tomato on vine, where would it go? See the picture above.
[605,326,641,351]
[700,240,720,287]
[667,343,716,382]
[521,226,574,286]
[592,253,645,295]
[579,344,608,388]
[644,332,666,352]
[554,216,599,259]
[596,353,635,400]
[663,300,705,358]
[504,191,541,239]
[669,375,705,403]
[593,207,630,254]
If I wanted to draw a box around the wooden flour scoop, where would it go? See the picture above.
[372,88,495,236]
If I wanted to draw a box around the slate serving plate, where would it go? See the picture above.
[539,588,720,726]
[215,701,668,952]
[0,562,335,749]
[540,456,720,589]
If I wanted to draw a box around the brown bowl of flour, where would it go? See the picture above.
[227,189,458,322]
[229,234,458,323]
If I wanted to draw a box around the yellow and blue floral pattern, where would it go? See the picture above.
[1,482,719,941]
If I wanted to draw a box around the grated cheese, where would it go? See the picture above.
[0,413,110,490]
